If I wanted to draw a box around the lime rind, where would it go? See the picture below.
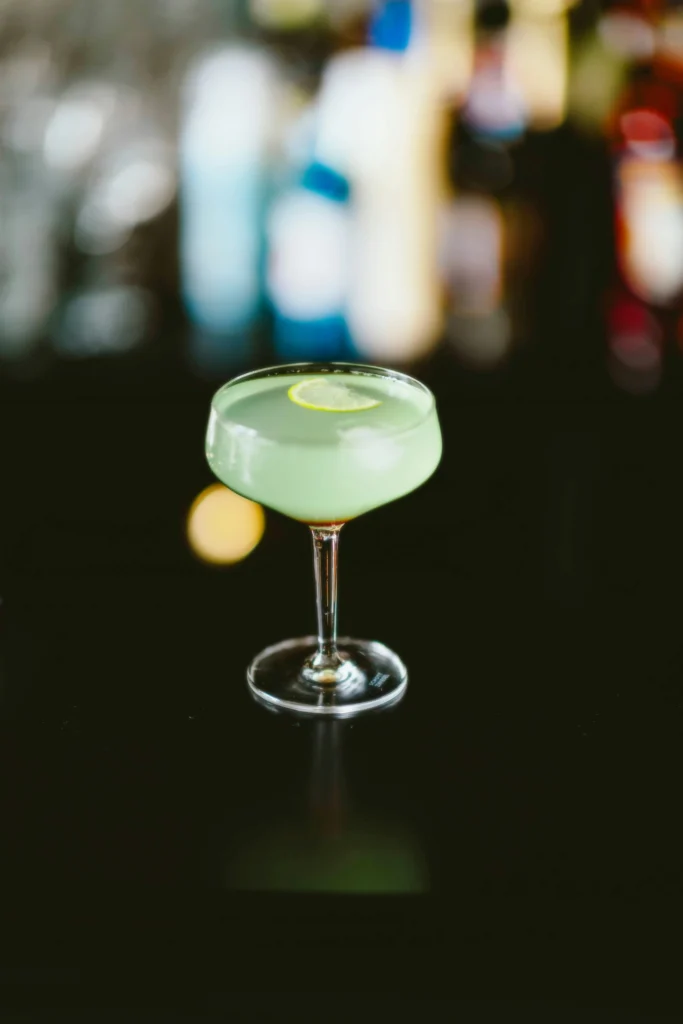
[288,378,382,413]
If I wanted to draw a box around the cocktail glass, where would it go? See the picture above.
[205,362,442,715]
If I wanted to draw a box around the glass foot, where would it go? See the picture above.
[247,636,408,717]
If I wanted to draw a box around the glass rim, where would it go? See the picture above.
[210,361,436,416]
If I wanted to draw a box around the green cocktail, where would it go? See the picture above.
[206,363,442,716]
[207,370,441,523]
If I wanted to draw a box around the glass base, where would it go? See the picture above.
[247,636,408,717]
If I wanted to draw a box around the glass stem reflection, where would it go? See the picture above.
[309,525,344,683]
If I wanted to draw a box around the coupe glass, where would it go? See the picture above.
[205,362,442,715]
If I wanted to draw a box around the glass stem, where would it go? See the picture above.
[309,525,343,678]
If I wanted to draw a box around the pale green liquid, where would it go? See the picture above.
[206,371,442,522]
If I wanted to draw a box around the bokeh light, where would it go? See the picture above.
[267,183,351,322]
[75,142,176,255]
[2,0,683,387]
[53,286,154,358]
[43,83,116,174]
[616,158,683,307]
[187,484,265,566]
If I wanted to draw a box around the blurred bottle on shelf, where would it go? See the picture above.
[605,0,683,392]
[462,0,527,141]
[614,107,683,307]
[423,0,475,105]
[314,0,445,366]
[507,0,571,133]
[462,0,573,137]
[179,44,280,374]
[440,0,543,370]
[443,0,518,374]
[440,164,512,370]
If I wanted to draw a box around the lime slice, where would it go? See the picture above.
[288,378,382,412]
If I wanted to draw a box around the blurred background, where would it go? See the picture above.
[2,0,683,390]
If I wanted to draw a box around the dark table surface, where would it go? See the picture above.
[2,338,683,1016]
[1,134,683,1017]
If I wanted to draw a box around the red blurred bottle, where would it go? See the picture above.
[606,0,683,390]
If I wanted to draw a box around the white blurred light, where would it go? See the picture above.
[43,84,118,173]
[53,286,153,357]
[75,144,176,254]
[182,46,279,163]
[187,484,265,565]
[103,157,175,225]
[315,48,443,182]
[267,190,350,320]
[618,159,683,306]
[316,51,405,181]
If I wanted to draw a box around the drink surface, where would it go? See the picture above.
[206,370,442,522]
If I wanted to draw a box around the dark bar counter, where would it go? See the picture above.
[1,312,682,1016]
